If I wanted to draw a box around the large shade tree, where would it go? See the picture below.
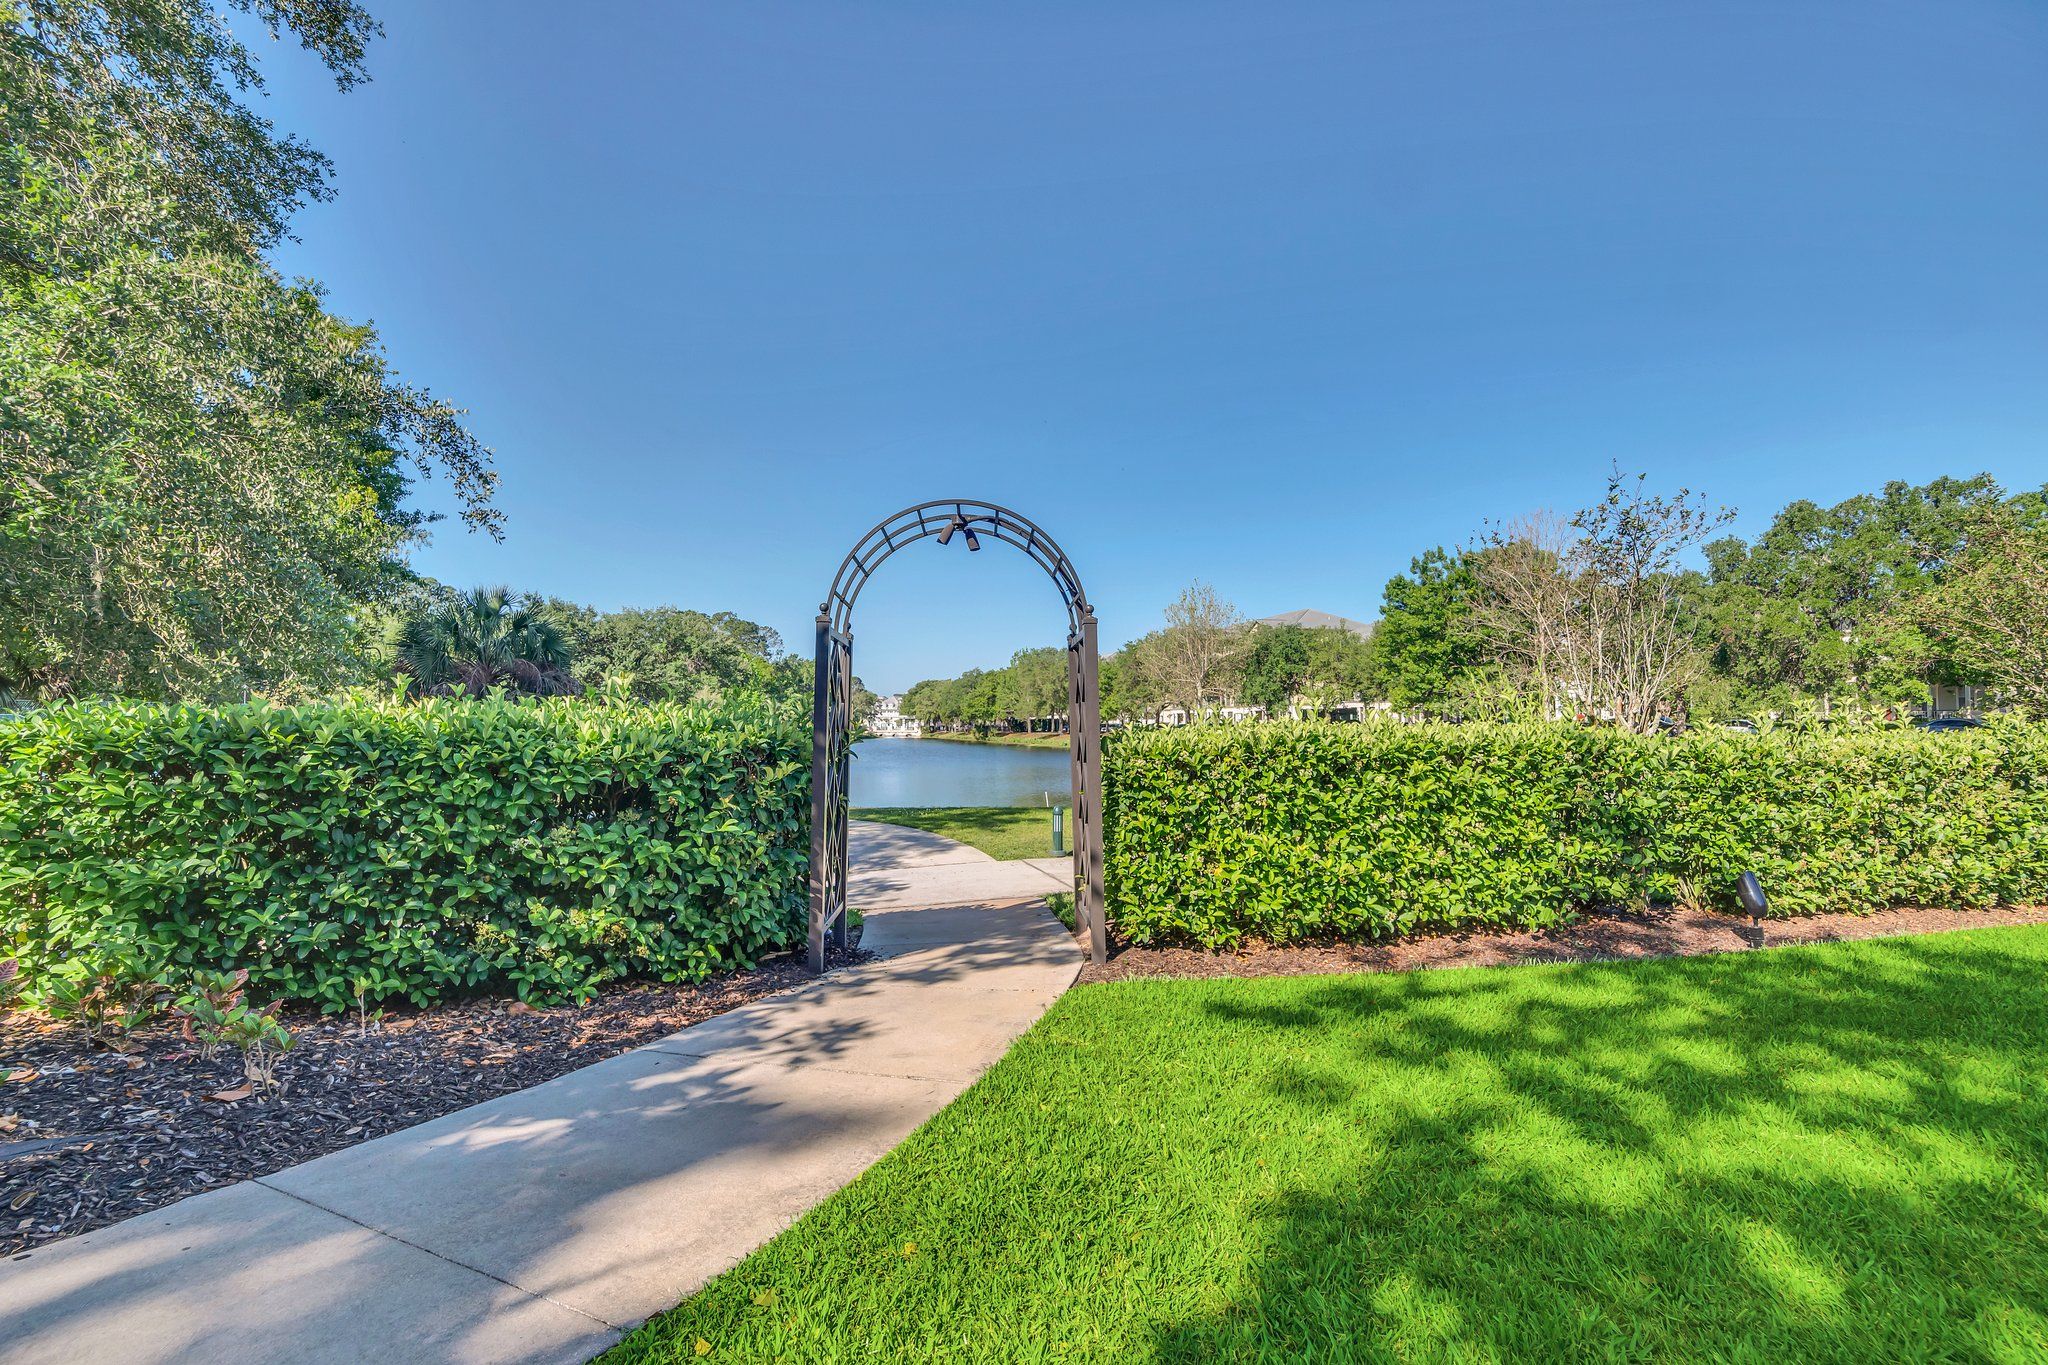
[1237,624,1373,717]
[1696,475,2011,714]
[1363,548,1488,713]
[1910,508,2048,719]
[1,0,498,701]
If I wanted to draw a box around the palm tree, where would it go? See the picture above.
[388,587,578,698]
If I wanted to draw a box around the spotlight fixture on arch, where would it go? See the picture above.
[808,500,1106,970]
[935,514,984,550]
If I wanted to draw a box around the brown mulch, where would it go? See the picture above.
[1077,904,2048,984]
[0,943,867,1258]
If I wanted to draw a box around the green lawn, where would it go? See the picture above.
[606,926,2048,1363]
[982,731,1069,749]
[855,806,1058,862]
[918,731,1071,749]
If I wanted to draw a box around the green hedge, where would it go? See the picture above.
[0,695,810,1009]
[1102,721,2048,948]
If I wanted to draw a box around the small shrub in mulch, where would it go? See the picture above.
[0,944,866,1257]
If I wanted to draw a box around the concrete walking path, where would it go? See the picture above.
[847,818,1074,909]
[0,831,1082,1365]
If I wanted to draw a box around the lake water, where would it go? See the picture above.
[851,737,1072,808]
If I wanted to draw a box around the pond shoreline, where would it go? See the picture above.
[895,732,1070,749]
[853,735,1073,808]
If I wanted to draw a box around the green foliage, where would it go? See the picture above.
[1363,547,1487,712]
[1,0,498,701]
[1698,475,2020,713]
[170,966,296,1088]
[386,586,576,697]
[1236,623,1373,716]
[532,598,789,704]
[1363,475,2048,724]
[1909,509,2048,719]
[901,647,1069,733]
[0,694,811,1010]
[1103,720,2048,948]
[173,967,252,1054]
[36,932,173,1043]
[218,1006,295,1090]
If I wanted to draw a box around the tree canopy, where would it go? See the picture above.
[899,597,1372,730]
[369,590,837,709]
[1362,548,1484,713]
[1695,476,2013,714]
[902,469,2048,735]
[532,600,792,705]
[387,587,574,698]
[1,0,497,701]
[1363,472,2048,725]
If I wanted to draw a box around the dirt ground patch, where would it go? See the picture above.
[1,943,867,1256]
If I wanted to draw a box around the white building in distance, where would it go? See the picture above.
[866,694,922,738]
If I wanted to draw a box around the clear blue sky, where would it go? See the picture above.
[253,1,2048,693]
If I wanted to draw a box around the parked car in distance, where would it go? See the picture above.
[1916,716,1987,732]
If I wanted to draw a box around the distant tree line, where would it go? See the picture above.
[898,469,2048,733]
[899,588,1374,734]
[1372,470,2048,726]
[376,585,861,711]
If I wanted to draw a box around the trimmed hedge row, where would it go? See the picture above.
[0,696,810,1010]
[1101,721,2048,948]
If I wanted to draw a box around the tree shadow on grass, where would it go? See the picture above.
[1150,934,2048,1362]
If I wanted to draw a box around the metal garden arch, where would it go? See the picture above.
[809,500,1107,970]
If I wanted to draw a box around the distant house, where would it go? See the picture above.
[1253,608,1376,640]
[866,694,922,738]
[1927,682,1987,719]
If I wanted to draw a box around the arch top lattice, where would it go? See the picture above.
[821,500,1091,638]
[808,499,1107,971]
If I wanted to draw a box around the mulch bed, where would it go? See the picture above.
[1077,904,2048,984]
[16,905,2046,1258]
[1,943,867,1258]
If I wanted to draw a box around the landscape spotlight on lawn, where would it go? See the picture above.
[1739,870,1769,944]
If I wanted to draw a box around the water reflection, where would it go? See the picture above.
[850,737,1073,808]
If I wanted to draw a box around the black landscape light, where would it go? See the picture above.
[1736,871,1768,945]
[936,514,981,549]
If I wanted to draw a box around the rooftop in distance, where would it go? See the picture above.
[1254,609,1377,639]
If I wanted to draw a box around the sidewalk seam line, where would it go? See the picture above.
[250,1178,622,1332]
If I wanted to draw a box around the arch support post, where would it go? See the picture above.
[807,612,851,973]
[1068,611,1108,965]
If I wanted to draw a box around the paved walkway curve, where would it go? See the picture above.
[0,830,1082,1364]
[847,818,1075,909]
